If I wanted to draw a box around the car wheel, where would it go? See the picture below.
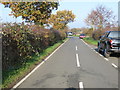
[103,45,110,58]
[97,44,101,53]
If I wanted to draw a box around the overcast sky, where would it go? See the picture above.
[0,0,118,28]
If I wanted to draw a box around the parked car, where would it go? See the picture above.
[79,34,86,39]
[67,32,73,36]
[97,31,120,57]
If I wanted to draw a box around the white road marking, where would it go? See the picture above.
[92,49,96,52]
[81,39,92,49]
[104,58,109,61]
[11,61,44,90]
[44,39,68,61]
[91,48,94,50]
[81,39,111,62]
[81,39,119,70]
[76,46,78,51]
[99,54,103,57]
[81,39,87,45]
[79,82,84,90]
[95,52,98,54]
[112,63,118,68]
[81,40,99,55]
[76,54,80,67]
[12,39,69,89]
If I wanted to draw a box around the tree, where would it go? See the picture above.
[85,5,116,31]
[48,10,75,30]
[71,28,81,34]
[2,2,59,26]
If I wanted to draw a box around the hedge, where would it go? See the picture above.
[2,23,66,70]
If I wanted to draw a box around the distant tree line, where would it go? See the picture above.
[70,5,117,40]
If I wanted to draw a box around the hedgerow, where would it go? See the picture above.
[2,23,66,70]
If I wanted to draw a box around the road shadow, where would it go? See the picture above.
[110,53,120,58]
[65,88,78,90]
[94,48,120,58]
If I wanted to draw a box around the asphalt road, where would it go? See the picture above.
[17,37,119,89]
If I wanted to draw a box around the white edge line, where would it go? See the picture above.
[79,82,84,89]
[91,48,94,50]
[76,54,80,67]
[11,61,44,89]
[81,39,88,46]
[112,63,118,68]
[99,54,103,57]
[95,52,98,54]
[104,58,109,61]
[81,39,92,49]
[12,39,69,89]
[81,39,111,62]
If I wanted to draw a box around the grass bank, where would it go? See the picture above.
[83,37,98,46]
[2,38,68,89]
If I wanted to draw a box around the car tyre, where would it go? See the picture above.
[97,44,101,53]
[103,45,110,58]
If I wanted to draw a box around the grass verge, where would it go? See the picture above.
[83,37,98,46]
[2,38,68,88]
[72,35,80,37]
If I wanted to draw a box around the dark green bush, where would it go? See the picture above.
[2,23,66,70]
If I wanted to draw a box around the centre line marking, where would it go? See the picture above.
[112,63,118,68]
[76,54,80,67]
[79,82,84,90]
[76,46,78,50]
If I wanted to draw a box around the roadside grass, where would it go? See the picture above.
[2,38,68,88]
[72,34,80,37]
[83,37,98,46]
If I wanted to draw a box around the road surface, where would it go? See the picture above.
[17,37,119,89]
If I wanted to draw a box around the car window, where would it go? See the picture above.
[108,31,120,38]
[80,34,85,36]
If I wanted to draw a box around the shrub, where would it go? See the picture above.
[82,28,93,37]
[2,23,66,70]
